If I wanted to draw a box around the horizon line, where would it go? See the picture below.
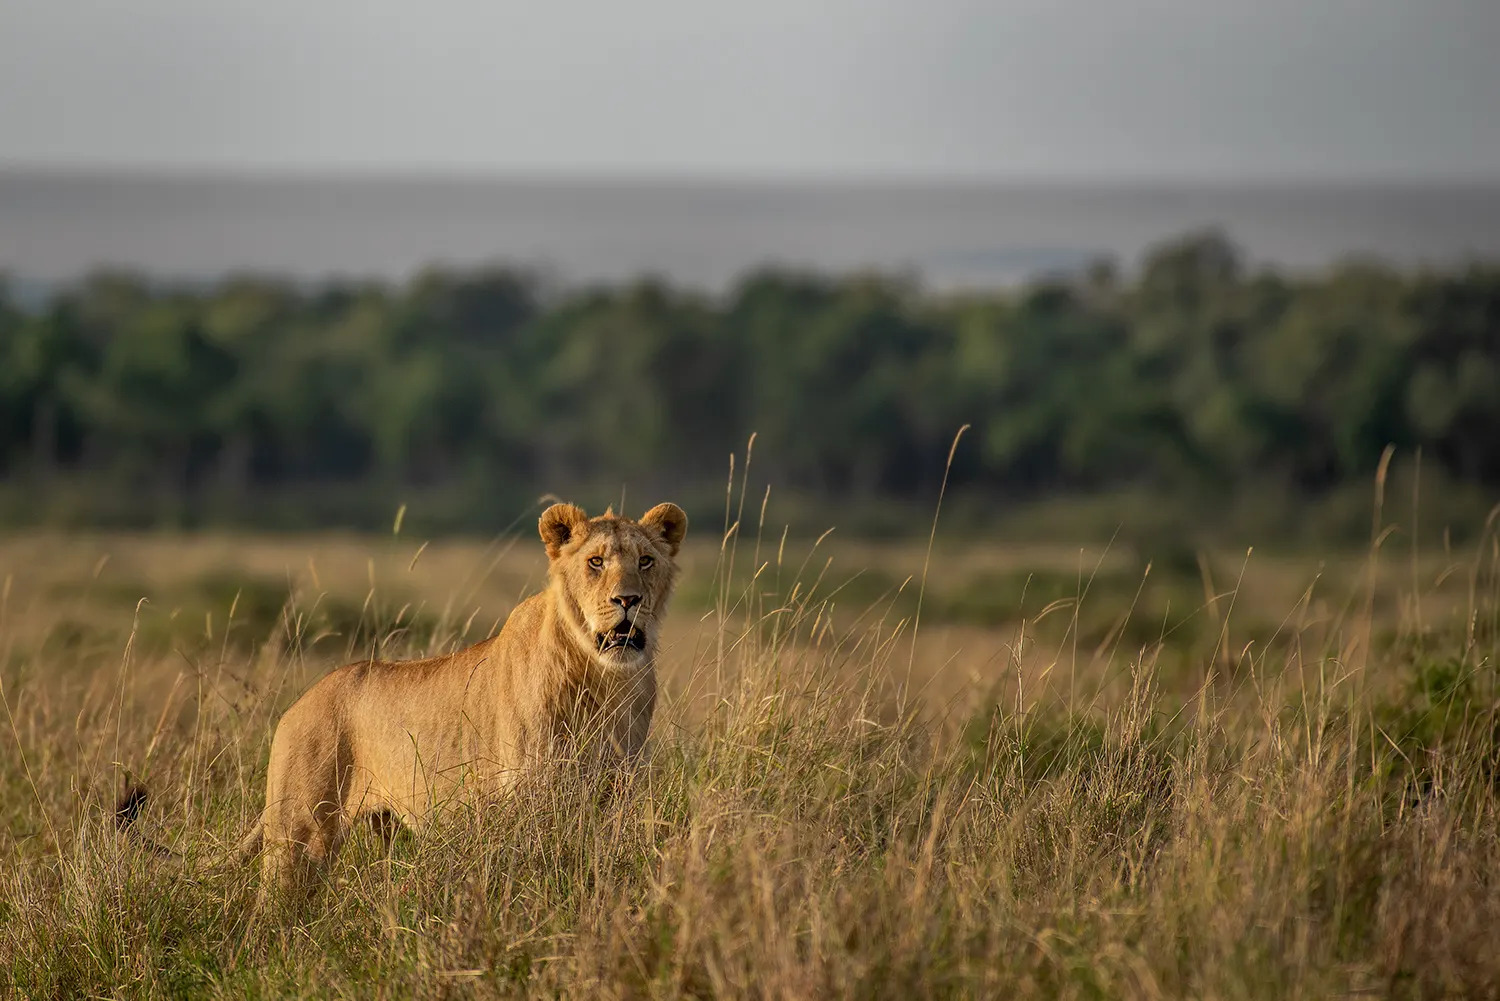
[4,160,1500,190]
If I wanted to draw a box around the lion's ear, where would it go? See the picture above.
[539,503,588,560]
[639,503,688,556]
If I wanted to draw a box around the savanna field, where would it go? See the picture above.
[0,468,1497,1001]
[3,24,1498,999]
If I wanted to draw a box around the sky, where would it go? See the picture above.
[0,0,1497,180]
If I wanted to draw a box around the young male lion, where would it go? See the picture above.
[118,501,686,899]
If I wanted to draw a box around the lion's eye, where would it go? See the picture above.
[639,555,654,570]
[587,555,604,570]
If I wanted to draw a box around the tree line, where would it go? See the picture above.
[1,230,1498,530]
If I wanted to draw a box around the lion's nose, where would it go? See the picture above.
[612,593,642,612]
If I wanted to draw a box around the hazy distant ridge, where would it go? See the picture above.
[3,171,1498,289]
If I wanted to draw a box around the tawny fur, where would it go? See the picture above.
[121,501,686,902]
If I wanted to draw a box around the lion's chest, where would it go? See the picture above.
[547,674,655,762]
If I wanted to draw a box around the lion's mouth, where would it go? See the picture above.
[597,623,647,653]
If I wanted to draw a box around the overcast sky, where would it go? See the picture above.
[1,0,1497,180]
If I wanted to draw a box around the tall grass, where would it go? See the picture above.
[1,463,1498,998]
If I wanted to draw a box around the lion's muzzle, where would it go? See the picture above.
[597,622,648,652]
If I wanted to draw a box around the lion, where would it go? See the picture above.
[117,501,687,901]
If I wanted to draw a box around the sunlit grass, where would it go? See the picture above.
[1,466,1498,998]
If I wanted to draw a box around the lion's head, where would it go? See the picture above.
[539,501,688,669]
